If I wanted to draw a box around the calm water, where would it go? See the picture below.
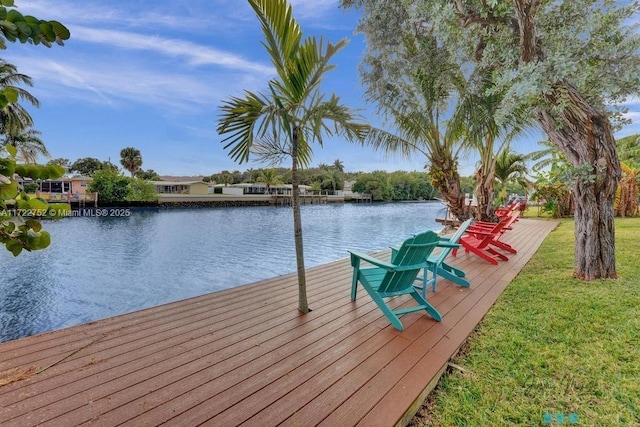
[0,202,445,342]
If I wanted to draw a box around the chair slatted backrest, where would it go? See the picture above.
[473,217,510,248]
[377,231,439,294]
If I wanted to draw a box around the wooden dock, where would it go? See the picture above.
[0,218,558,426]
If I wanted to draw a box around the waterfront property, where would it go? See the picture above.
[0,218,557,426]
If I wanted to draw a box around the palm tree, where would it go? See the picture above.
[2,127,49,163]
[119,147,143,177]
[350,8,470,220]
[332,158,344,173]
[448,73,531,221]
[255,168,283,193]
[494,149,529,206]
[0,60,39,134]
[218,0,369,313]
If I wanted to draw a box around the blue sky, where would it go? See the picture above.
[4,0,640,177]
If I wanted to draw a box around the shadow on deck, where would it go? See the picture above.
[0,218,558,426]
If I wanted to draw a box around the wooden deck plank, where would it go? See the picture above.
[0,218,558,427]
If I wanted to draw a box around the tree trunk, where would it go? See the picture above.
[538,83,620,280]
[512,3,620,280]
[474,165,496,222]
[428,151,468,221]
[291,128,309,312]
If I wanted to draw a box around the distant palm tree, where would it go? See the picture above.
[2,127,49,164]
[332,158,344,173]
[255,168,283,193]
[218,0,370,313]
[120,147,143,177]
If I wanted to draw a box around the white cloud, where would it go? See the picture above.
[67,26,273,75]
[289,0,341,18]
[8,56,249,112]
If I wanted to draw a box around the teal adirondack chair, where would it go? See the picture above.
[390,219,473,297]
[349,230,442,331]
[421,218,473,294]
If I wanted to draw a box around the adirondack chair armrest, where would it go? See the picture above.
[348,250,395,270]
[463,229,497,237]
[470,222,513,231]
[394,262,430,271]
[436,241,460,249]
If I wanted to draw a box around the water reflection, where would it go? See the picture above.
[0,202,445,342]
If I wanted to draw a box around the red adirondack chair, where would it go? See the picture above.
[453,216,514,265]
[468,211,521,242]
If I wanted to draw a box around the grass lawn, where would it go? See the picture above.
[412,218,640,426]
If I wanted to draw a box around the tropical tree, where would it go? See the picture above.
[342,1,470,220]
[1,126,49,163]
[70,157,105,176]
[88,168,131,203]
[332,158,344,173]
[47,157,71,170]
[136,168,160,181]
[343,0,640,280]
[119,147,143,177]
[255,168,283,193]
[494,149,529,207]
[218,0,369,313]
[0,60,39,134]
[127,178,158,202]
[448,73,531,221]
[321,168,343,194]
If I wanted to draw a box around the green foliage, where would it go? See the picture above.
[46,157,70,169]
[0,3,69,49]
[1,146,67,255]
[88,168,131,203]
[22,181,37,193]
[70,157,107,176]
[126,178,158,202]
[616,133,640,169]
[352,170,435,201]
[119,146,143,177]
[136,168,160,181]
[532,181,573,218]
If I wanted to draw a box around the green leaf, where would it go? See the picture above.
[0,19,15,32]
[0,180,18,200]
[28,198,48,211]
[0,0,15,7]
[6,240,22,257]
[35,231,51,249]
[47,164,65,179]
[47,203,71,218]
[25,219,42,232]
[0,157,15,175]
[51,21,70,40]
[6,9,22,23]
[13,163,26,177]
[5,142,17,157]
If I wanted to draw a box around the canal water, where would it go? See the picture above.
[0,202,445,342]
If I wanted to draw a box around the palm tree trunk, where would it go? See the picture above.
[428,152,468,220]
[291,128,309,312]
[475,165,496,222]
[538,83,620,280]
